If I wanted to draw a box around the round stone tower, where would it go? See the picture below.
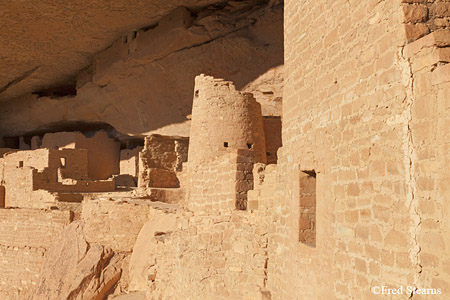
[188,74,267,164]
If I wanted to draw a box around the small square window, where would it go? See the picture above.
[224,142,229,148]
[18,161,24,168]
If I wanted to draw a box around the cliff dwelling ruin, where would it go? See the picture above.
[0,0,449,299]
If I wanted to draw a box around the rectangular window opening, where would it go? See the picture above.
[299,170,316,247]
[18,161,24,168]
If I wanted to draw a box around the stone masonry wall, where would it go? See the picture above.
[0,209,73,299]
[120,146,143,178]
[278,0,423,299]
[42,131,120,180]
[188,75,267,164]
[403,0,450,42]
[404,30,450,296]
[128,200,271,300]
[81,199,152,253]
[138,135,188,188]
[187,149,254,211]
[2,149,114,208]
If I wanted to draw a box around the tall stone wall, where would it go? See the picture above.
[277,0,431,299]
[127,198,271,300]
[137,135,189,188]
[405,30,450,296]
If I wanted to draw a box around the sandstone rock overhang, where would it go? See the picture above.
[0,0,232,101]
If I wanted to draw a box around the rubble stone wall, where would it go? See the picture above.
[403,0,450,42]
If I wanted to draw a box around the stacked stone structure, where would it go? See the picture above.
[0,0,449,299]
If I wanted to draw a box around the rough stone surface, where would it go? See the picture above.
[0,209,72,299]
[402,0,450,42]
[128,212,177,292]
[138,135,188,188]
[0,1,283,138]
[188,75,267,165]
[81,199,152,253]
[32,221,123,300]
[1,1,450,300]
[0,0,225,101]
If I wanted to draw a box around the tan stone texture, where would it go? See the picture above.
[42,131,120,180]
[0,0,225,101]
[137,135,188,188]
[81,199,152,253]
[120,147,143,178]
[1,148,115,208]
[402,0,450,42]
[0,209,72,299]
[188,75,267,165]
[0,0,449,299]
[0,2,283,138]
[32,221,123,300]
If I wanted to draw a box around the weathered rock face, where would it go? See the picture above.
[0,0,283,138]
[32,221,124,300]
[0,0,226,101]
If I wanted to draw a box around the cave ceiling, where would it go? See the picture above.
[0,0,225,102]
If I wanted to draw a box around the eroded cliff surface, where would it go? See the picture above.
[0,0,225,101]
[0,0,283,139]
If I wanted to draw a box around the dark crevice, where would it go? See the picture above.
[33,82,77,98]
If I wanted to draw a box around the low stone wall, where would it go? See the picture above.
[128,205,271,300]
[0,209,73,299]
[81,199,153,252]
